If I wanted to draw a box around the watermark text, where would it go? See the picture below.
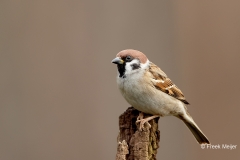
[201,144,237,150]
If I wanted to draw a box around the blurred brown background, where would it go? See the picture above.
[1,0,239,159]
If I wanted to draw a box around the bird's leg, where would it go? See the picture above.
[136,112,159,131]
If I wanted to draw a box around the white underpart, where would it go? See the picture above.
[117,59,187,117]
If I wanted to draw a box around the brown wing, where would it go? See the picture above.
[149,62,189,104]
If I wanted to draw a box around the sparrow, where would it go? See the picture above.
[111,49,210,144]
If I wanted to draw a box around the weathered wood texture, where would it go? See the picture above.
[116,107,160,160]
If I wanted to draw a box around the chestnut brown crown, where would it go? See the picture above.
[116,49,148,64]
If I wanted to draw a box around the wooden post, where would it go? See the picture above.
[116,107,160,160]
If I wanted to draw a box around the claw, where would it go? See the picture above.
[136,119,151,131]
[136,112,160,131]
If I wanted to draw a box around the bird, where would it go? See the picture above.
[111,49,210,144]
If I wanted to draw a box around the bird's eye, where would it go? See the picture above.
[125,56,132,62]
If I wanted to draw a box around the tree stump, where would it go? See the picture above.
[116,107,160,160]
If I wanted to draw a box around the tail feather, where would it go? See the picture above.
[180,114,210,144]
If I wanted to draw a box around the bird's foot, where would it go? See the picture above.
[136,112,159,131]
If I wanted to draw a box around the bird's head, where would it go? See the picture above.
[111,49,149,78]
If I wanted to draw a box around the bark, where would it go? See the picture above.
[116,107,160,160]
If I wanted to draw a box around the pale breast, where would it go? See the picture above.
[117,71,183,116]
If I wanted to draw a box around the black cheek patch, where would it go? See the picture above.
[131,63,141,70]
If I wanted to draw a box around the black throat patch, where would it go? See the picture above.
[117,63,126,78]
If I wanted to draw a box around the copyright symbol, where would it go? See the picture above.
[201,144,205,149]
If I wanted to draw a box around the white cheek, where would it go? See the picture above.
[124,59,139,75]
[124,63,132,74]
[124,59,149,75]
[141,59,149,69]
